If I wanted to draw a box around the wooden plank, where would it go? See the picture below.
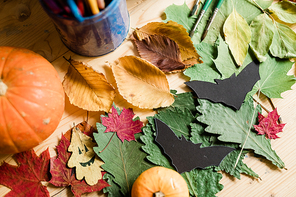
[0,0,295,196]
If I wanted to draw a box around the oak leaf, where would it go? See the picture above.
[63,58,115,112]
[0,149,51,197]
[49,135,109,197]
[112,56,175,109]
[101,105,143,142]
[132,20,202,72]
[68,127,105,185]
[254,109,285,139]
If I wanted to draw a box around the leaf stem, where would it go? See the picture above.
[234,90,261,169]
[267,97,283,124]
[99,132,116,153]
[51,187,67,197]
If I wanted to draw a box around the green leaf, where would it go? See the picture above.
[153,107,196,140]
[250,13,275,62]
[164,0,272,45]
[162,90,197,113]
[223,8,252,66]
[213,36,253,79]
[216,148,259,179]
[190,123,259,179]
[102,173,121,197]
[268,0,296,24]
[163,2,196,32]
[93,123,153,196]
[196,99,285,169]
[270,21,296,59]
[182,168,224,197]
[184,42,221,82]
[140,124,174,169]
[190,123,212,147]
[247,54,295,99]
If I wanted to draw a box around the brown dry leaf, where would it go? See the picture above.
[63,58,115,112]
[131,33,185,73]
[112,56,175,109]
[132,20,202,72]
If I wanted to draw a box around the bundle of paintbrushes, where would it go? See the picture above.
[42,0,110,21]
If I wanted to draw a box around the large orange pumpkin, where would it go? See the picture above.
[0,46,65,154]
[131,166,189,197]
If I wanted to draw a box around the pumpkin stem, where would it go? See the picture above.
[0,80,8,96]
[154,191,165,197]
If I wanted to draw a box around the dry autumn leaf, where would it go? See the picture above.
[68,126,105,186]
[63,58,115,112]
[112,56,175,109]
[132,20,202,72]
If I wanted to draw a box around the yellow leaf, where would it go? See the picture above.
[63,58,115,112]
[112,56,175,109]
[68,126,104,186]
[134,21,202,66]
[223,8,251,66]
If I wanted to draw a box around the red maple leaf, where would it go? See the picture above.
[0,149,51,197]
[49,135,109,197]
[253,108,285,139]
[101,106,143,142]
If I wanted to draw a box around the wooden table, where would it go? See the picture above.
[1,0,295,196]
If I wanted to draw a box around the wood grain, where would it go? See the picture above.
[0,0,295,196]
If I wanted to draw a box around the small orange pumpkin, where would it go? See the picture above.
[131,166,189,197]
[0,46,65,154]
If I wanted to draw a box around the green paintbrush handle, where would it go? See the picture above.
[216,0,225,9]
[202,0,213,11]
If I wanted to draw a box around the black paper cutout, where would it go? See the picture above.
[155,118,235,173]
[185,61,260,110]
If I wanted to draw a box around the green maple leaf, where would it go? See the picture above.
[184,42,221,83]
[247,54,296,99]
[182,168,224,197]
[213,36,253,79]
[196,98,285,169]
[93,123,153,196]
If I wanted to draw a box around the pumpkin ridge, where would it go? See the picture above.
[3,65,59,85]
[1,98,21,153]
[8,85,64,96]
[4,95,44,143]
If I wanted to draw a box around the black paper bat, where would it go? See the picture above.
[185,61,260,110]
[155,118,235,173]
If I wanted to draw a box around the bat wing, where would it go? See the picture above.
[155,118,235,173]
[185,61,260,110]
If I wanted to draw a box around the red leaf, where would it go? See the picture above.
[49,135,109,197]
[254,108,285,139]
[101,106,143,142]
[0,149,51,197]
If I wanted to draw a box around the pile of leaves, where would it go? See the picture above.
[1,0,296,197]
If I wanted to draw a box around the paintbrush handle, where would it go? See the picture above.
[86,0,100,15]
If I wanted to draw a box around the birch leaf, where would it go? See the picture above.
[270,22,296,59]
[112,56,174,109]
[250,13,275,62]
[63,58,115,112]
[268,0,296,24]
[133,21,202,66]
[223,8,251,66]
